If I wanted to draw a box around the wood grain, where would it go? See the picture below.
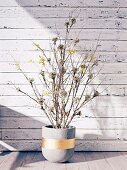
[0,0,127,7]
[84,152,113,170]
[2,128,127,140]
[1,152,127,170]
[1,140,127,151]
[1,105,127,117]
[104,152,127,170]
[0,18,127,29]
[0,7,127,19]
[0,73,127,85]
[1,29,127,40]
[1,116,127,130]
[0,84,126,97]
[0,51,127,63]
[1,39,127,51]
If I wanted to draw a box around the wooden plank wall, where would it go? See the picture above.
[1,0,127,151]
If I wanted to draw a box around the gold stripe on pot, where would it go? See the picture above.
[42,137,75,149]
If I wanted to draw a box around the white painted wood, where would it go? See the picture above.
[1,152,127,170]
[0,7,125,19]
[0,0,84,7]
[0,152,9,165]
[0,96,127,108]
[104,152,127,170]
[0,73,127,85]
[0,152,19,168]
[19,152,45,170]
[1,40,127,51]
[0,0,127,151]
[0,7,84,18]
[0,18,127,29]
[1,105,127,118]
[76,140,127,151]
[84,152,113,170]
[84,0,127,8]
[0,51,127,63]
[0,129,2,140]
[44,159,66,170]
[0,0,127,7]
[0,152,28,170]
[66,152,89,170]
[1,29,127,41]
[1,63,127,74]
[1,140,127,151]
[1,117,127,130]
[2,129,127,140]
[0,84,126,97]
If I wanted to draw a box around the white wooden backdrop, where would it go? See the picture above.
[1,0,127,151]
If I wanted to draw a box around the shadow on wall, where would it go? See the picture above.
[15,0,85,29]
[0,105,46,151]
[13,0,99,51]
[0,95,123,152]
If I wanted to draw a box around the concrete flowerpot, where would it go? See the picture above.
[42,125,75,162]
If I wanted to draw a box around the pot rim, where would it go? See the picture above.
[42,125,75,131]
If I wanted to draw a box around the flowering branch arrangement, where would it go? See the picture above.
[14,17,102,128]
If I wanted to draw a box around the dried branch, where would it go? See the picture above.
[12,13,104,128]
